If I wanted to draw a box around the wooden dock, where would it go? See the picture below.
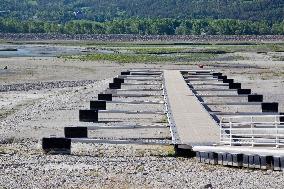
[163,70,219,146]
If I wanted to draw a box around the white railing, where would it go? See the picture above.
[220,115,284,148]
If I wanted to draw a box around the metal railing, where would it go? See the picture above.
[220,115,284,148]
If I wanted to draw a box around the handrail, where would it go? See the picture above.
[220,115,284,148]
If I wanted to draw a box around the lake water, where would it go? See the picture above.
[0,44,86,57]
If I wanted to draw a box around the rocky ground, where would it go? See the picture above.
[0,48,284,188]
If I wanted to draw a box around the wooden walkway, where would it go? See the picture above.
[164,70,219,146]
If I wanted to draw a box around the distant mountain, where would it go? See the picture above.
[0,0,283,22]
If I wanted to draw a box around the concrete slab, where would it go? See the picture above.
[163,70,219,146]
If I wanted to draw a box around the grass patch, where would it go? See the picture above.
[130,47,228,55]
[63,50,218,63]
[66,53,175,63]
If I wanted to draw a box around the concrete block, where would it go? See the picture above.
[237,89,251,95]
[254,155,261,169]
[218,76,227,80]
[98,93,112,101]
[64,127,88,138]
[243,154,249,168]
[208,152,218,165]
[113,78,124,84]
[281,157,284,171]
[248,94,263,102]
[79,110,98,122]
[196,152,202,162]
[232,154,243,167]
[218,153,223,165]
[90,100,106,110]
[174,145,194,157]
[109,82,121,89]
[222,153,228,166]
[273,157,281,171]
[223,79,234,84]
[260,156,273,170]
[121,71,130,75]
[200,152,207,163]
[226,153,233,166]
[248,155,255,169]
[229,83,241,89]
[262,102,278,113]
[204,152,210,164]
[42,137,71,154]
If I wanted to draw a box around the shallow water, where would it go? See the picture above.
[0,44,86,57]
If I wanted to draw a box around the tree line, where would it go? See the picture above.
[0,0,283,22]
[0,18,284,35]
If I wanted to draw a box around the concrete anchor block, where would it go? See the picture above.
[226,153,233,166]
[196,152,202,162]
[208,152,218,165]
[42,137,71,154]
[90,100,107,110]
[254,155,261,169]
[204,152,210,164]
[237,89,251,95]
[113,78,124,84]
[248,155,255,169]
[109,82,121,89]
[98,93,112,101]
[222,153,228,166]
[223,79,234,84]
[229,83,241,89]
[79,110,98,122]
[200,152,207,163]
[218,153,224,165]
[232,154,243,167]
[260,156,273,170]
[218,75,227,80]
[175,145,195,157]
[261,102,278,113]
[273,157,281,171]
[243,155,249,168]
[121,71,130,75]
[248,94,263,102]
[281,157,284,171]
[64,127,88,138]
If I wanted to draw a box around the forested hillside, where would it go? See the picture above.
[0,0,283,35]
[0,0,283,22]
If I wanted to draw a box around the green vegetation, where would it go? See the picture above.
[64,51,218,63]
[61,42,284,63]
[0,0,284,35]
[0,0,283,22]
[65,53,175,63]
[1,18,284,35]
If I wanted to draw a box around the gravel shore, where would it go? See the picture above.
[0,53,284,188]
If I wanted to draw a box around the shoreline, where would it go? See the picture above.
[1,33,284,43]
